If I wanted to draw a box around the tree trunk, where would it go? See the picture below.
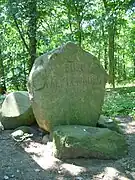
[0,49,6,93]
[108,26,115,88]
[104,46,108,70]
[123,64,127,80]
[103,0,116,88]
[133,57,135,77]
[101,22,108,70]
[98,49,101,62]
[77,20,82,47]
[117,53,121,80]
[28,0,37,72]
[10,0,37,72]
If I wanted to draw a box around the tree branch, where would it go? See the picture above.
[102,0,108,10]
[12,14,30,54]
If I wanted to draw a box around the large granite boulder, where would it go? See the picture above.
[0,91,35,129]
[27,42,107,132]
[53,125,128,159]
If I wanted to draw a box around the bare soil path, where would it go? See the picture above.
[0,116,135,180]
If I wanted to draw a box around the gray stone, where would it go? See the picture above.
[97,115,123,134]
[11,126,35,142]
[13,126,35,134]
[53,125,128,159]
[1,91,35,129]
[27,42,107,132]
[42,134,50,144]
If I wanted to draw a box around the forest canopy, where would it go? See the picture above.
[0,0,135,91]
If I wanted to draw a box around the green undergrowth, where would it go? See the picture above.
[102,90,135,118]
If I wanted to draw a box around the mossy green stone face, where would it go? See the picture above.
[53,125,128,159]
[28,42,107,132]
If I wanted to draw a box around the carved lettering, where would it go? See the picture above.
[44,75,102,89]
[43,62,102,89]
[64,62,93,73]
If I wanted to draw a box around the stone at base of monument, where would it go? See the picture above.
[97,115,123,134]
[53,125,128,160]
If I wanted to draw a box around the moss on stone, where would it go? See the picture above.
[53,125,128,159]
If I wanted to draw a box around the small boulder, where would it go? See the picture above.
[97,115,123,134]
[42,134,50,144]
[11,126,34,142]
[53,125,127,159]
[13,125,35,134]
[1,91,35,129]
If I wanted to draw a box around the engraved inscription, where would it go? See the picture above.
[64,62,85,73]
[44,62,103,89]
[44,75,102,89]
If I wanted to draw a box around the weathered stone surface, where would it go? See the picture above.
[27,42,107,132]
[97,115,123,134]
[53,125,128,159]
[1,91,35,129]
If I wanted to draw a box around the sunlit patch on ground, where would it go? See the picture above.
[0,115,135,179]
[126,121,135,134]
[94,167,130,180]
[22,141,87,176]
[22,141,59,169]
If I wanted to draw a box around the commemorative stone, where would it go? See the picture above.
[27,42,107,132]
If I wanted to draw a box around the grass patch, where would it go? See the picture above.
[102,90,135,118]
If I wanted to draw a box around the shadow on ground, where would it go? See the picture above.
[0,116,135,180]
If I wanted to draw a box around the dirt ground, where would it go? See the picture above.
[0,116,135,180]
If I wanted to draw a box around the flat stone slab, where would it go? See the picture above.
[53,125,128,160]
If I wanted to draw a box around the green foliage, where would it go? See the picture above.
[102,90,135,118]
[0,0,135,91]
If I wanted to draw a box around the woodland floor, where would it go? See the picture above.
[0,116,135,180]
